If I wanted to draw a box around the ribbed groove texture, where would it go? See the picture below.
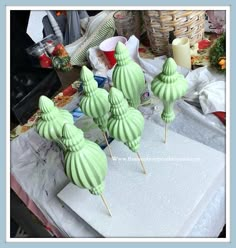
[36,96,73,143]
[79,66,110,131]
[151,58,187,123]
[62,123,107,195]
[108,87,144,152]
[112,42,145,109]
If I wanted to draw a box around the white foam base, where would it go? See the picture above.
[58,120,225,237]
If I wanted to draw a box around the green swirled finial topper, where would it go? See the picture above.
[36,95,73,143]
[151,58,188,123]
[61,123,108,195]
[108,87,144,152]
[112,42,145,108]
[80,66,110,132]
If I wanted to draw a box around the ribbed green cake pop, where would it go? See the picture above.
[80,66,110,132]
[79,66,113,158]
[36,95,73,147]
[151,58,187,123]
[112,42,145,108]
[107,87,146,174]
[151,58,188,142]
[61,123,112,216]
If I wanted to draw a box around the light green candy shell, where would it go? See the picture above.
[151,58,187,102]
[36,95,73,142]
[112,42,145,108]
[79,66,110,130]
[108,87,144,152]
[62,123,107,195]
[151,58,188,123]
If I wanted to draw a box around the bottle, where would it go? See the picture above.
[168,31,176,58]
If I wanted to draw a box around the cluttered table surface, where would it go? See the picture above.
[10,10,226,238]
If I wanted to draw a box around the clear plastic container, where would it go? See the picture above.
[26,34,72,71]
[41,34,60,55]
[26,41,52,68]
[42,34,72,71]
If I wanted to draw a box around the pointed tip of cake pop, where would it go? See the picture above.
[163,57,177,75]
[115,41,126,54]
[62,123,73,138]
[108,87,128,105]
[80,65,94,82]
[109,87,124,103]
[166,57,176,64]
[39,95,54,112]
[62,123,83,139]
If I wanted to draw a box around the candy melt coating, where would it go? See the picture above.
[36,95,73,142]
[151,58,187,123]
[61,123,107,195]
[80,66,110,131]
[112,42,145,108]
[107,87,144,152]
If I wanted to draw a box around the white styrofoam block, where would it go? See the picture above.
[57,120,225,237]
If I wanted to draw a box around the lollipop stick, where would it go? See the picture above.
[103,132,114,159]
[100,194,112,217]
[105,131,110,139]
[164,123,168,144]
[136,152,147,174]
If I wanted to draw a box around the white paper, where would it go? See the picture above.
[185,66,226,114]
[26,10,47,43]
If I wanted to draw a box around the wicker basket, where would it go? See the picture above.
[142,10,205,56]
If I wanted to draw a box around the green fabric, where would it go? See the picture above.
[70,12,116,66]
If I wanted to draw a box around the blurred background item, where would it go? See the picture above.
[113,10,142,39]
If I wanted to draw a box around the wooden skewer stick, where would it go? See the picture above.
[136,152,147,174]
[100,194,112,217]
[164,123,168,144]
[103,132,114,159]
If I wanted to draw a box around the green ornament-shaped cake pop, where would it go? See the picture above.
[112,42,145,108]
[151,58,188,142]
[80,66,110,132]
[79,66,113,158]
[61,123,112,216]
[107,87,146,174]
[36,95,73,147]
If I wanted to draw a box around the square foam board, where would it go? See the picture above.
[58,119,225,237]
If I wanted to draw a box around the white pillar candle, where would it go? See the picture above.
[172,37,191,69]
